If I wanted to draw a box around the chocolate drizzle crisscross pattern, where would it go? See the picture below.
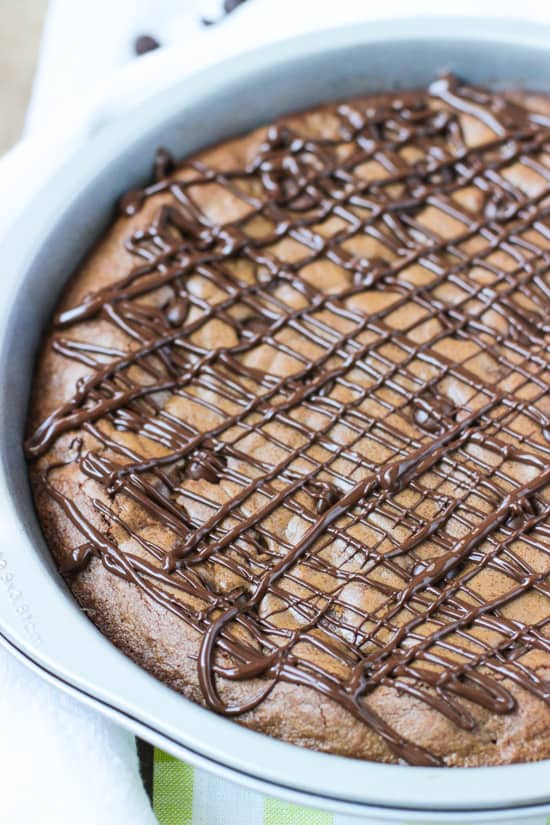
[26,75,550,766]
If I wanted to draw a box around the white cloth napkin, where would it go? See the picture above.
[3,1,550,823]
[0,651,157,824]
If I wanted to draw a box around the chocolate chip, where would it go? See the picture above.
[242,315,271,338]
[413,396,455,434]
[165,298,188,328]
[353,256,389,287]
[202,0,248,26]
[134,35,160,56]
[443,564,462,583]
[224,0,248,12]
[154,147,175,181]
[230,587,249,606]
[484,190,517,221]
[506,513,524,531]
[306,480,341,514]
[413,406,436,432]
[252,531,270,558]
[317,378,335,398]
[120,189,144,217]
[508,324,531,347]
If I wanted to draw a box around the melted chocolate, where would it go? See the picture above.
[26,76,550,766]
[413,394,456,434]
[187,448,225,484]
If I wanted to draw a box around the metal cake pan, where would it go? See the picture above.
[1,17,550,821]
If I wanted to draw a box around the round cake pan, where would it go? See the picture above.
[1,16,550,822]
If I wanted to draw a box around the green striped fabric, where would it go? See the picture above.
[152,747,550,825]
[152,748,334,825]
[263,798,333,825]
[153,750,194,825]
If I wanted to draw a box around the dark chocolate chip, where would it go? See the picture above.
[242,315,271,338]
[307,480,341,515]
[165,298,189,328]
[413,396,455,434]
[202,0,248,25]
[443,565,462,583]
[134,35,160,56]
[154,147,175,181]
[317,378,335,398]
[252,531,270,558]
[224,0,248,12]
[507,513,524,531]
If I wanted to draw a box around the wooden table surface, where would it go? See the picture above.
[0,0,48,155]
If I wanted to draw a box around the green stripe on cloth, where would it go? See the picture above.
[149,746,550,825]
[152,747,333,825]
[263,797,333,825]
[153,749,194,825]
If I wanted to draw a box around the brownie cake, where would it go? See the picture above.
[25,74,550,767]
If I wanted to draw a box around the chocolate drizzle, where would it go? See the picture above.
[26,75,550,766]
[187,448,225,484]
[413,394,456,434]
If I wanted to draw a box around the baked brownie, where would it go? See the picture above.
[26,75,550,766]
